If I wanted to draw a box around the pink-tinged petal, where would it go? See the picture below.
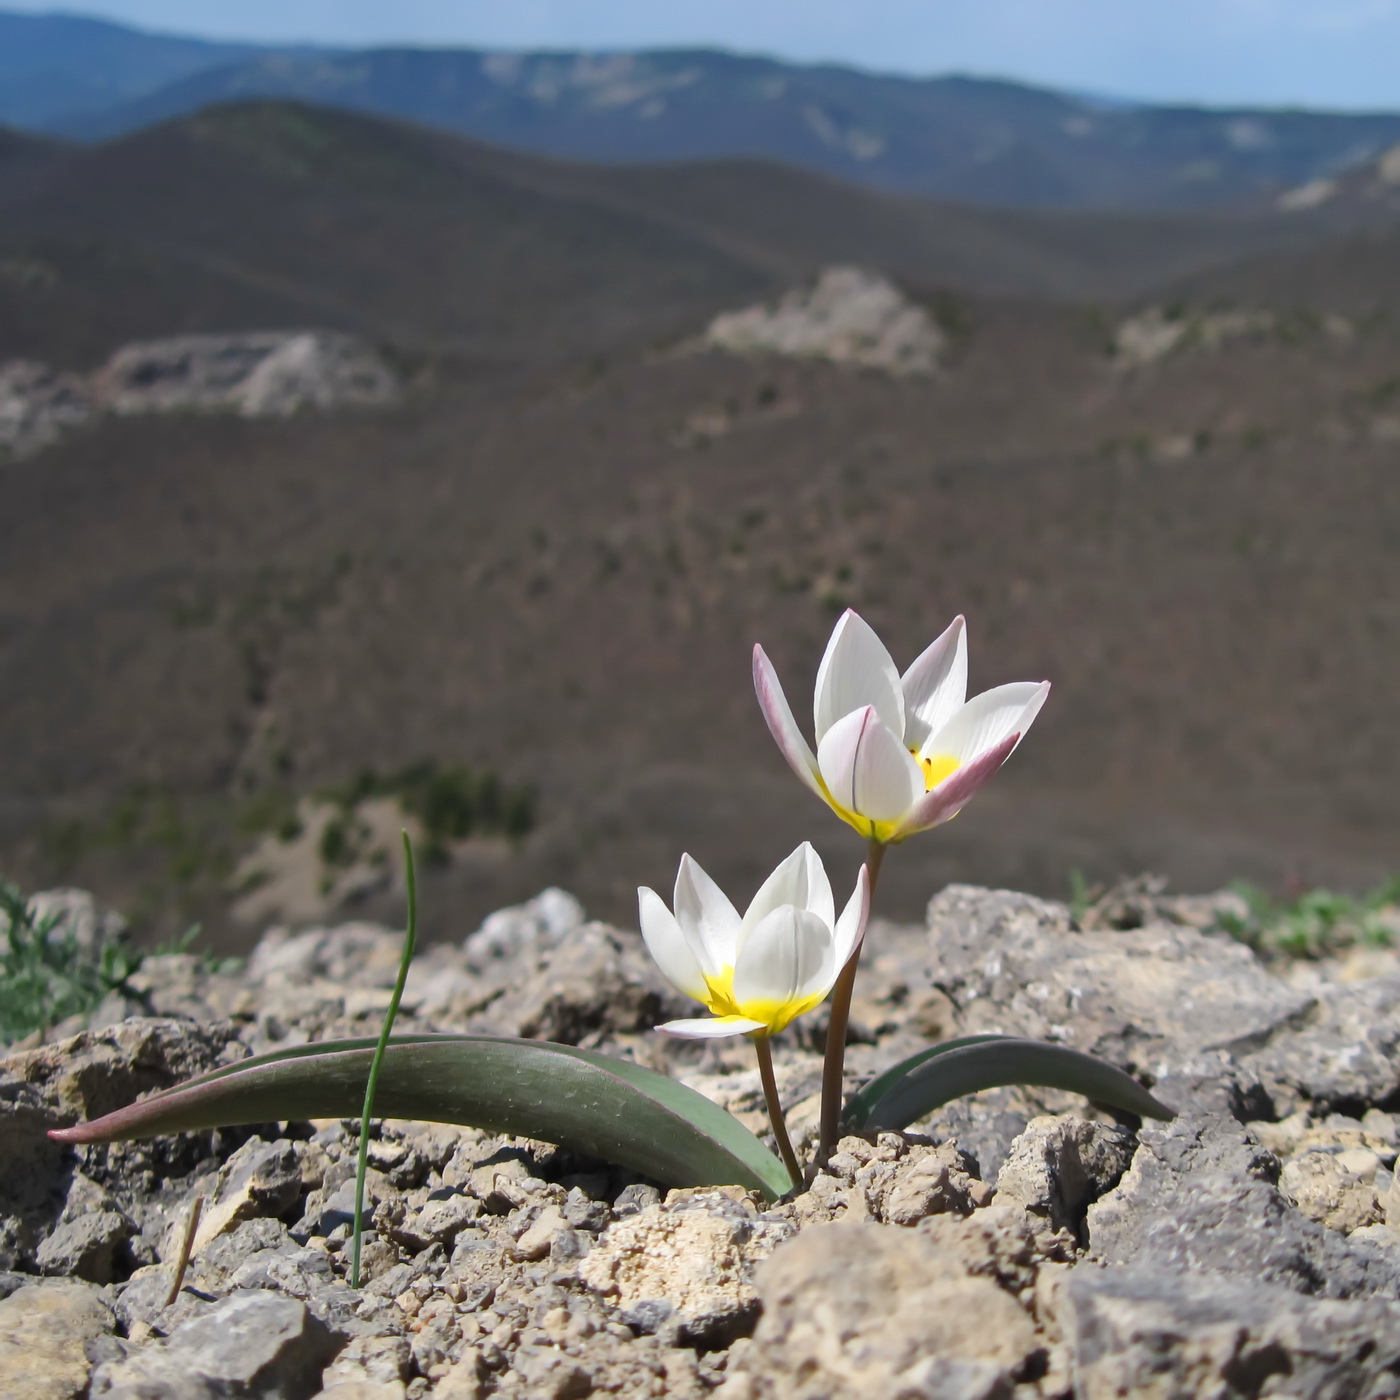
[742,842,834,937]
[813,610,904,745]
[657,1016,767,1038]
[638,886,708,1002]
[831,863,871,971]
[892,732,1019,839]
[901,615,967,753]
[732,906,835,1009]
[816,707,923,823]
[753,645,823,798]
[923,680,1050,766]
[673,854,742,974]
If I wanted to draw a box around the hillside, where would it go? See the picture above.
[0,101,1377,375]
[3,101,1400,946]
[0,104,771,370]
[5,11,1400,212]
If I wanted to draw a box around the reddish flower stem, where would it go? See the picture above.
[817,838,886,1166]
[754,1032,802,1190]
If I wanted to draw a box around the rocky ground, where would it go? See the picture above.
[7,880,1400,1398]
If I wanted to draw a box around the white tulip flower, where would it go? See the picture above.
[753,610,1049,844]
[639,843,869,1039]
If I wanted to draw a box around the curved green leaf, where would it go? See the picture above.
[49,1034,792,1200]
[845,1035,1014,1127]
[846,1036,1174,1132]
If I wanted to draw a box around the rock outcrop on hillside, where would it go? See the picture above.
[700,267,946,376]
[8,882,1400,1397]
[0,359,93,458]
[0,331,400,460]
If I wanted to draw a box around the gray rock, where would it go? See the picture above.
[90,1288,338,1399]
[35,1210,132,1284]
[924,886,1313,1079]
[1058,1265,1400,1399]
[392,1190,478,1251]
[1241,974,1400,1114]
[1088,1113,1400,1298]
[1,1018,242,1270]
[461,888,585,967]
[188,1135,306,1253]
[995,1114,1135,1238]
[480,922,684,1043]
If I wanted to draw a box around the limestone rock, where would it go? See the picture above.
[0,1280,117,1400]
[1,1018,241,1270]
[995,1114,1136,1237]
[701,267,945,376]
[1058,1265,1400,1399]
[0,360,92,459]
[1279,1150,1382,1234]
[1241,974,1400,1114]
[792,1133,987,1228]
[580,1188,790,1348]
[1088,1113,1400,1298]
[723,1220,1041,1399]
[924,885,1312,1078]
[90,1288,338,1398]
[93,331,399,418]
[477,921,684,1043]
[392,1191,479,1252]
[185,1135,306,1256]
[35,1209,132,1284]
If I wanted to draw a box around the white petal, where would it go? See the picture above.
[893,732,1018,838]
[732,906,835,1008]
[742,842,834,937]
[901,615,967,753]
[816,707,923,823]
[637,886,709,1002]
[813,609,904,744]
[656,1016,768,1039]
[924,681,1050,766]
[673,854,742,975]
[753,645,823,798]
[831,863,871,971]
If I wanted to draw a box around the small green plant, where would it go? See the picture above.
[352,831,417,1288]
[0,881,231,1043]
[0,881,142,1042]
[1214,878,1400,959]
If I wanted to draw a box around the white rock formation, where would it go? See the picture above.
[0,330,400,460]
[0,361,93,458]
[701,266,945,376]
[93,330,399,418]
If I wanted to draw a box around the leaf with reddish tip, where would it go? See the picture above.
[845,1036,1174,1133]
[49,1033,792,1200]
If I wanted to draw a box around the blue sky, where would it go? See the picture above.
[13,0,1400,110]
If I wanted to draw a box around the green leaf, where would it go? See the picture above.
[845,1036,1174,1133]
[49,1034,793,1200]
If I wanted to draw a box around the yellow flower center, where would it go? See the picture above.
[701,966,827,1035]
[917,752,960,791]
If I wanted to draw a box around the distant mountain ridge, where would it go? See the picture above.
[4,9,1400,211]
